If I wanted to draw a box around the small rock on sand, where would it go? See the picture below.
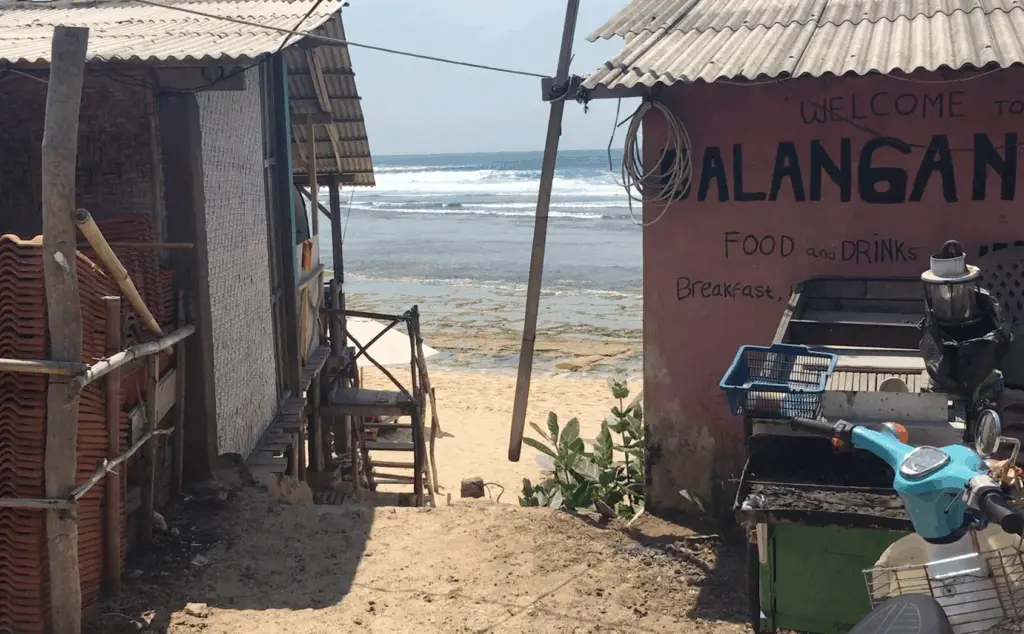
[460,477,485,498]
[184,603,210,618]
[555,355,607,372]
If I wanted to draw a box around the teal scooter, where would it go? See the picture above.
[789,412,1023,544]
[788,411,1024,634]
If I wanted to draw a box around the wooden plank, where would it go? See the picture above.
[140,356,159,547]
[772,286,802,344]
[128,366,177,442]
[363,422,413,430]
[42,25,89,634]
[172,295,187,500]
[301,345,330,392]
[370,460,416,469]
[365,441,415,451]
[801,310,922,326]
[787,319,920,350]
[371,474,416,484]
[801,298,924,314]
[799,277,922,301]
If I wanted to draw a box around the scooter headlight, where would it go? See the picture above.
[898,446,951,479]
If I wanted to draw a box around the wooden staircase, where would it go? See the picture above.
[322,307,439,506]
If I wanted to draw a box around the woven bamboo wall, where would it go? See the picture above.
[195,66,279,458]
[0,74,159,238]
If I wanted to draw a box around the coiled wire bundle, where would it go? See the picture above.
[612,98,693,227]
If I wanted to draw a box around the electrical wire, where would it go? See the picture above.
[276,0,327,54]
[609,98,692,227]
[131,0,549,79]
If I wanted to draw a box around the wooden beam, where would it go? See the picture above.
[103,296,122,596]
[155,67,247,92]
[288,69,355,77]
[139,355,159,547]
[41,24,88,634]
[0,358,85,375]
[305,49,345,173]
[292,112,333,125]
[328,174,343,285]
[172,291,187,501]
[273,54,303,394]
[294,172,365,186]
[308,119,318,235]
[288,113,365,124]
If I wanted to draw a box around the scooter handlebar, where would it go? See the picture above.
[790,417,837,437]
[980,491,1024,536]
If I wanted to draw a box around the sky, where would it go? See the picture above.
[340,0,637,156]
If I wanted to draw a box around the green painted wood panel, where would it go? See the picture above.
[765,524,906,634]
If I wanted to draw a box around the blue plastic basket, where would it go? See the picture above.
[719,344,838,419]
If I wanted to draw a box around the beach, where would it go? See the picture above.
[361,369,632,501]
[320,149,642,499]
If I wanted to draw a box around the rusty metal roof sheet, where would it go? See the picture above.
[0,0,341,64]
[583,0,1024,88]
[286,13,374,186]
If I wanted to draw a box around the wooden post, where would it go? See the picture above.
[310,368,324,472]
[308,122,318,235]
[140,355,159,546]
[327,175,345,341]
[172,290,186,499]
[41,25,89,634]
[103,296,122,595]
[509,0,580,461]
[328,174,343,284]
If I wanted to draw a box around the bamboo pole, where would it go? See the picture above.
[42,25,89,634]
[73,208,163,335]
[103,296,122,595]
[65,324,195,398]
[0,497,75,510]
[77,241,195,250]
[0,427,173,510]
[509,0,580,462]
[71,427,173,503]
[0,358,85,375]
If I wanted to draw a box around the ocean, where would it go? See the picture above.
[314,149,643,375]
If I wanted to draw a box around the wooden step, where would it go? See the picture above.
[371,473,416,484]
[363,422,412,430]
[369,460,416,469]
[365,441,415,451]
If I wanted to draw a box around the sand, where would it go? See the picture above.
[84,480,748,634]
[360,368,632,502]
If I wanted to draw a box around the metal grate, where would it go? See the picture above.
[978,246,1024,387]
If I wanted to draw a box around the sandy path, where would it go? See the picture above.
[361,369,627,501]
[85,484,748,634]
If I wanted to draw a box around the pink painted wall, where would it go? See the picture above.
[642,68,1024,513]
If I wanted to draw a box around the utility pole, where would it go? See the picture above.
[508,1,580,461]
[42,25,89,634]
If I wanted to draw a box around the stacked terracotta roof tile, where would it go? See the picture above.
[80,214,177,330]
[0,234,138,633]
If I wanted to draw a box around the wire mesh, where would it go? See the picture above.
[864,547,1024,634]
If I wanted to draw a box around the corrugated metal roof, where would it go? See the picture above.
[0,0,341,64]
[583,0,1024,87]
[286,13,374,186]
[0,0,374,185]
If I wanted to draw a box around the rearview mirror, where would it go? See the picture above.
[976,409,1003,458]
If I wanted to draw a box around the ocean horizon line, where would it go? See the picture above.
[372,147,627,160]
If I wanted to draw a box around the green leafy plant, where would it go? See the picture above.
[519,374,645,519]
